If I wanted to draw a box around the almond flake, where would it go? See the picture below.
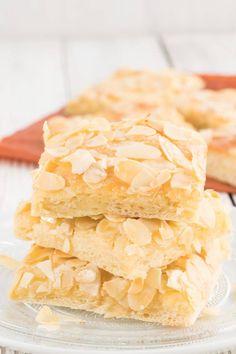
[126,125,156,136]
[77,217,97,230]
[83,165,107,184]
[159,135,192,170]
[196,198,216,228]
[128,278,144,294]
[163,123,192,140]
[87,117,111,132]
[65,134,84,150]
[62,238,70,253]
[159,221,174,240]
[19,272,34,288]
[167,269,187,291]
[114,159,143,184]
[96,219,119,235]
[33,171,65,191]
[77,268,97,283]
[36,306,60,326]
[104,214,126,222]
[86,134,108,147]
[128,168,155,192]
[115,142,161,160]
[171,173,193,190]
[79,279,100,296]
[123,218,151,245]
[36,260,54,281]
[128,286,156,311]
[45,147,70,157]
[62,149,95,174]
[146,268,162,290]
[103,278,129,301]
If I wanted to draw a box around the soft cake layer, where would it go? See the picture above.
[10,241,228,327]
[178,89,236,129]
[16,190,231,280]
[31,116,207,220]
[65,68,204,120]
[201,125,236,187]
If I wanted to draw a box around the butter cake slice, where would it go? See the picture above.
[31,116,207,221]
[15,190,231,280]
[178,89,236,129]
[201,125,236,187]
[65,68,204,120]
[10,240,229,327]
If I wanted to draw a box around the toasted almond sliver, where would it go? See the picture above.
[62,238,70,253]
[115,142,161,160]
[159,221,174,240]
[128,168,155,192]
[86,134,108,147]
[33,171,65,191]
[36,260,54,281]
[163,123,193,141]
[171,173,193,190]
[83,165,107,184]
[123,218,152,246]
[36,306,60,326]
[65,134,84,150]
[128,278,144,295]
[96,218,119,235]
[19,272,34,288]
[45,146,70,157]
[159,135,192,170]
[62,149,95,174]
[128,286,156,311]
[104,214,126,223]
[114,159,143,184]
[77,268,97,283]
[196,198,216,229]
[146,268,162,289]
[126,125,156,136]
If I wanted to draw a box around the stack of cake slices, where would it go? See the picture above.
[10,115,231,327]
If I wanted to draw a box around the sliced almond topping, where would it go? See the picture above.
[43,121,51,141]
[79,267,101,296]
[77,217,97,230]
[62,149,95,174]
[146,268,162,290]
[159,221,174,240]
[167,269,187,291]
[128,278,144,294]
[62,238,70,253]
[171,173,193,190]
[128,168,155,193]
[77,268,97,283]
[114,159,143,184]
[163,123,192,140]
[159,135,192,170]
[36,306,60,326]
[41,216,56,224]
[126,125,156,136]
[65,134,84,150]
[45,146,70,157]
[128,286,156,311]
[83,165,107,185]
[115,142,161,160]
[104,214,126,223]
[36,284,49,293]
[33,171,65,191]
[19,272,34,288]
[123,218,152,246]
[87,117,111,132]
[96,219,119,235]
[36,260,54,281]
[196,198,216,229]
[86,134,108,147]
[103,278,129,301]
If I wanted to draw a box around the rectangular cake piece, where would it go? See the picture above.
[65,68,204,120]
[15,190,231,280]
[10,240,229,327]
[31,116,207,221]
[177,89,236,129]
[201,125,236,187]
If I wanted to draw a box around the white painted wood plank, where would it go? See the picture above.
[65,35,168,98]
[163,33,236,74]
[0,40,67,137]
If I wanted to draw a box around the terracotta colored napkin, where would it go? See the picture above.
[1,75,236,193]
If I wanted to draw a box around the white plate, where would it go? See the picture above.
[0,225,236,354]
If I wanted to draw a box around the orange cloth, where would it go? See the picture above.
[1,76,236,193]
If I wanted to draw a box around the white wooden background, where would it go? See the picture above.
[0,33,236,354]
